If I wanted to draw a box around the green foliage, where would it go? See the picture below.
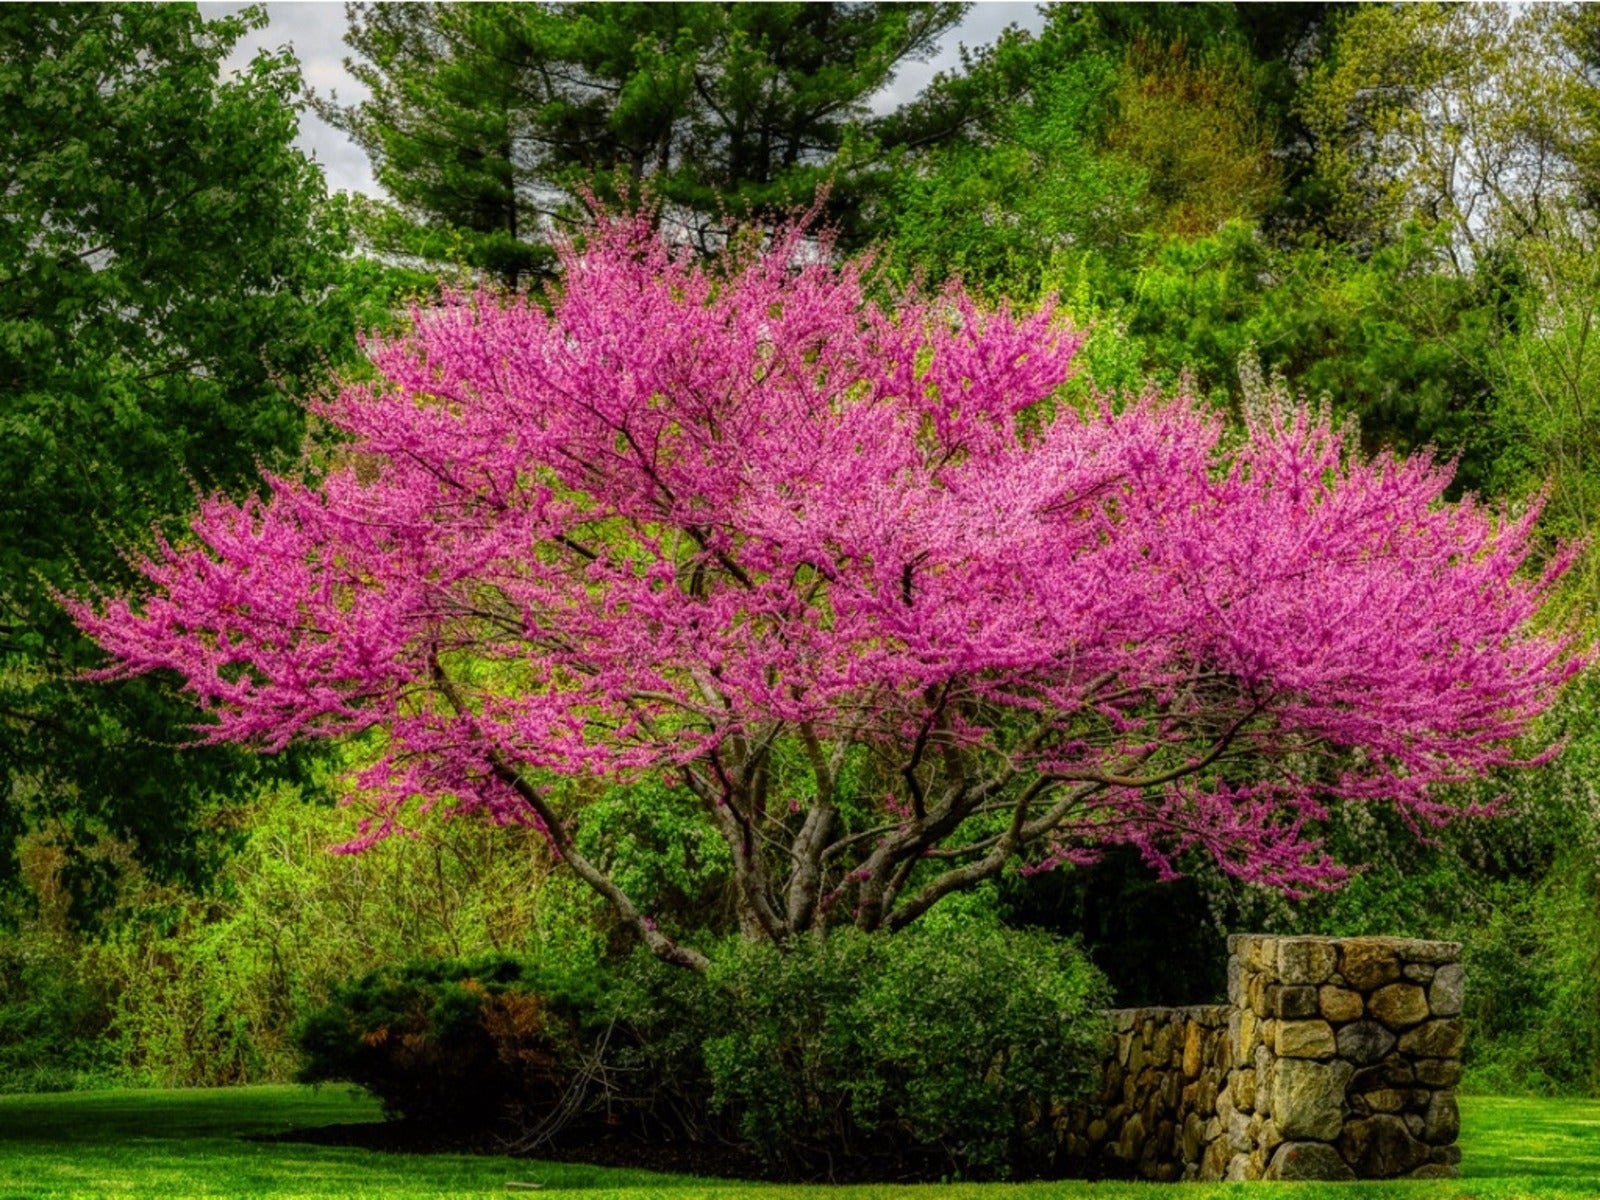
[892,208,1507,490]
[1295,3,1569,254]
[112,790,599,1089]
[1270,821,1600,1100]
[295,953,601,1127]
[880,0,1349,277]
[1464,855,1600,1097]
[602,949,731,1140]
[290,923,1108,1179]
[879,7,1508,487]
[878,11,1281,297]
[1479,231,1600,599]
[0,3,375,916]
[1452,674,1600,1097]
[322,2,964,284]
[573,780,732,942]
[1103,37,1279,238]
[1124,223,1507,487]
[698,925,1110,1179]
[90,872,316,1089]
[0,931,116,1093]
[0,777,600,1090]
[1207,670,1600,1097]
[880,49,1143,298]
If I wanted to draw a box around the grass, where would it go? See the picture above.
[0,1086,1597,1198]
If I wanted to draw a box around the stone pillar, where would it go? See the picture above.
[1210,935,1463,1181]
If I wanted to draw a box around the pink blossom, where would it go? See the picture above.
[68,211,1582,969]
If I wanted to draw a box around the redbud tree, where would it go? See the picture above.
[72,214,1578,971]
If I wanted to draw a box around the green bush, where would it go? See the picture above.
[1461,849,1600,1096]
[572,779,733,942]
[88,777,599,1089]
[697,925,1110,1179]
[0,934,116,1093]
[297,924,1109,1179]
[601,948,731,1141]
[294,954,603,1128]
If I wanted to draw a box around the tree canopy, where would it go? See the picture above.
[74,213,1578,969]
[320,1,964,286]
[0,3,366,914]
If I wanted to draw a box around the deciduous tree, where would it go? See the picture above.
[1297,2,1576,260]
[72,213,1579,970]
[1,3,365,914]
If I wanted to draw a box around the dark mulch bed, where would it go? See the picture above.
[251,1118,785,1182]
[251,1116,1088,1184]
[255,1119,1109,1185]
[253,1110,1115,1184]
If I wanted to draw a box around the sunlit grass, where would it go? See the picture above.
[0,1085,1597,1197]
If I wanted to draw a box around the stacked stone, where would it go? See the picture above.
[1055,1005,1231,1181]
[1211,935,1464,1182]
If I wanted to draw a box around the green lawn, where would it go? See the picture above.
[0,1085,1595,1198]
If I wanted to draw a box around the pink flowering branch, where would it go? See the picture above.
[68,209,1583,969]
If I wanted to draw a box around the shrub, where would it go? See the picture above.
[697,924,1110,1179]
[299,924,1109,1179]
[1462,849,1600,1096]
[294,954,602,1129]
[602,949,732,1141]
[0,934,116,1093]
[89,778,595,1090]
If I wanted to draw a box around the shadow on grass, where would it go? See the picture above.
[1,1086,1600,1197]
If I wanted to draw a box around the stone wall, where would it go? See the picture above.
[1055,1005,1231,1181]
[1056,934,1464,1182]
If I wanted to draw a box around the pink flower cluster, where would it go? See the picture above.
[70,211,1580,955]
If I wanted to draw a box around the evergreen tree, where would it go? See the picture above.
[319,1,964,285]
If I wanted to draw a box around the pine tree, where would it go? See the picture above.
[319,2,964,285]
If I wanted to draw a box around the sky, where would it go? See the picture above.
[195,2,1048,198]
